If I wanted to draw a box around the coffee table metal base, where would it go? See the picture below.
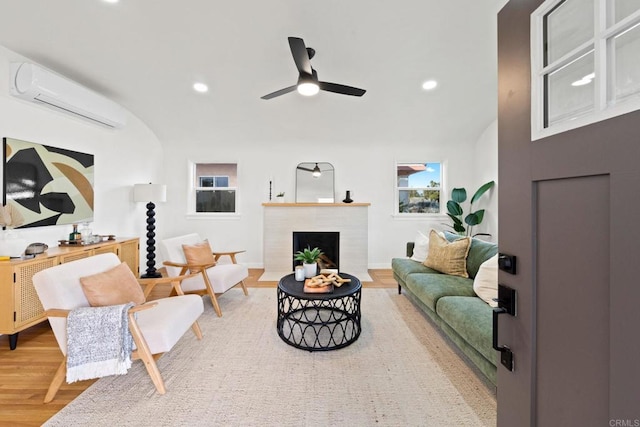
[277,283,361,351]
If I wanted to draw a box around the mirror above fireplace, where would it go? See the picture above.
[295,162,335,203]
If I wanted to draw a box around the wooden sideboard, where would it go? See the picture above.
[0,237,139,350]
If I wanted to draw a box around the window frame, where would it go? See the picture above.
[187,161,240,218]
[394,161,444,217]
[531,0,640,140]
[198,175,229,188]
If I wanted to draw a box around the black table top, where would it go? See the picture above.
[278,273,361,300]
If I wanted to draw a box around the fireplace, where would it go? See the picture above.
[292,231,340,270]
[261,203,370,281]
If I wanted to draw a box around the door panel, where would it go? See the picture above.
[536,176,610,426]
[498,1,640,425]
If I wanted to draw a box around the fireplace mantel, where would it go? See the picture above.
[260,203,371,282]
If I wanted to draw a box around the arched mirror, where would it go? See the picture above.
[295,162,335,203]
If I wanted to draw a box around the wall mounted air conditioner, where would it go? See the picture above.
[10,62,127,129]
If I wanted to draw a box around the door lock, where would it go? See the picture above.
[493,284,516,371]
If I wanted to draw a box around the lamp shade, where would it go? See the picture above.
[133,183,167,203]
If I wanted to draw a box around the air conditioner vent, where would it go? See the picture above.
[10,63,126,129]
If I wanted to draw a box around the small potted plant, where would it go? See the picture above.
[294,246,323,278]
[275,192,285,203]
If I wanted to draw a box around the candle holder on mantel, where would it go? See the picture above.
[342,191,353,203]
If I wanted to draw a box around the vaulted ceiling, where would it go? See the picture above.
[0,0,507,145]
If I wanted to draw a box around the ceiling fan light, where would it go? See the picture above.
[298,82,319,96]
[312,163,322,178]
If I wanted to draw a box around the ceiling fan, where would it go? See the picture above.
[297,163,327,178]
[261,37,366,100]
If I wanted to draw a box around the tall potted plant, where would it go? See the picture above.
[446,181,495,237]
[294,246,324,278]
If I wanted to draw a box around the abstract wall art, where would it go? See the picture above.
[3,137,94,228]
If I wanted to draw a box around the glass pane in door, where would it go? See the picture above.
[546,51,595,126]
[610,22,640,102]
[611,0,640,24]
[545,0,594,65]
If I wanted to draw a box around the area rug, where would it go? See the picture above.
[44,288,496,426]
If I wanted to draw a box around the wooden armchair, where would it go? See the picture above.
[160,233,249,317]
[32,253,204,403]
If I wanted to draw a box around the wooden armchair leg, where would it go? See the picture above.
[239,280,249,296]
[191,321,203,339]
[200,271,223,317]
[209,292,222,317]
[129,315,166,395]
[44,358,67,403]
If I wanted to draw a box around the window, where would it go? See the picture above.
[199,176,229,188]
[396,163,442,214]
[192,163,237,213]
[531,0,640,139]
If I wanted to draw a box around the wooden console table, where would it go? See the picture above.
[0,237,139,350]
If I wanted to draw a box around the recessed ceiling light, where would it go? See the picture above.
[193,82,209,93]
[103,0,119,3]
[422,80,438,90]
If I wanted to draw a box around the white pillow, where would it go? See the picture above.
[410,230,443,262]
[473,254,498,307]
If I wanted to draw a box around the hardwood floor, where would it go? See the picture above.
[0,269,394,426]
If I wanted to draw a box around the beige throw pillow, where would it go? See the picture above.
[410,230,444,262]
[182,240,216,270]
[80,262,145,307]
[473,254,499,307]
[424,230,471,278]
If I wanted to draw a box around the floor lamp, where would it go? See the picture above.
[133,183,167,278]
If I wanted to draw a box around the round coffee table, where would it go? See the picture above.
[277,273,362,351]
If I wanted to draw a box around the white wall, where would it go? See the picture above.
[0,46,163,260]
[161,135,482,270]
[472,120,499,242]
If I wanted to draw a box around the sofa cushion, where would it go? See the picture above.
[425,230,471,278]
[436,296,496,365]
[404,273,475,311]
[391,258,441,282]
[444,232,498,279]
[473,254,498,307]
[410,230,444,262]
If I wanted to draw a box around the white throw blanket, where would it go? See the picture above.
[66,303,135,383]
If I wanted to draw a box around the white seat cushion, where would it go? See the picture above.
[180,264,249,293]
[136,295,203,354]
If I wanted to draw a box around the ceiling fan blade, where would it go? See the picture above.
[319,81,366,97]
[296,166,314,172]
[288,37,312,75]
[261,85,297,100]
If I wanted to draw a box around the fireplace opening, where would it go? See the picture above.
[292,231,340,271]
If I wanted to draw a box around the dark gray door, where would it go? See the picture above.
[497,1,640,425]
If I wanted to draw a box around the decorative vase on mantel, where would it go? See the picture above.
[342,190,353,204]
[303,262,318,278]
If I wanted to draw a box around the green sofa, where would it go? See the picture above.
[391,232,498,385]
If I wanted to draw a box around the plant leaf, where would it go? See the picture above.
[447,200,463,216]
[465,210,485,226]
[451,188,467,203]
[470,181,495,204]
[446,213,463,226]
[453,222,466,233]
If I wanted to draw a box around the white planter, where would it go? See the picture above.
[275,196,285,203]
[303,262,317,278]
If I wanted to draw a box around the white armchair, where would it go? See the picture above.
[159,233,249,317]
[32,253,204,403]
